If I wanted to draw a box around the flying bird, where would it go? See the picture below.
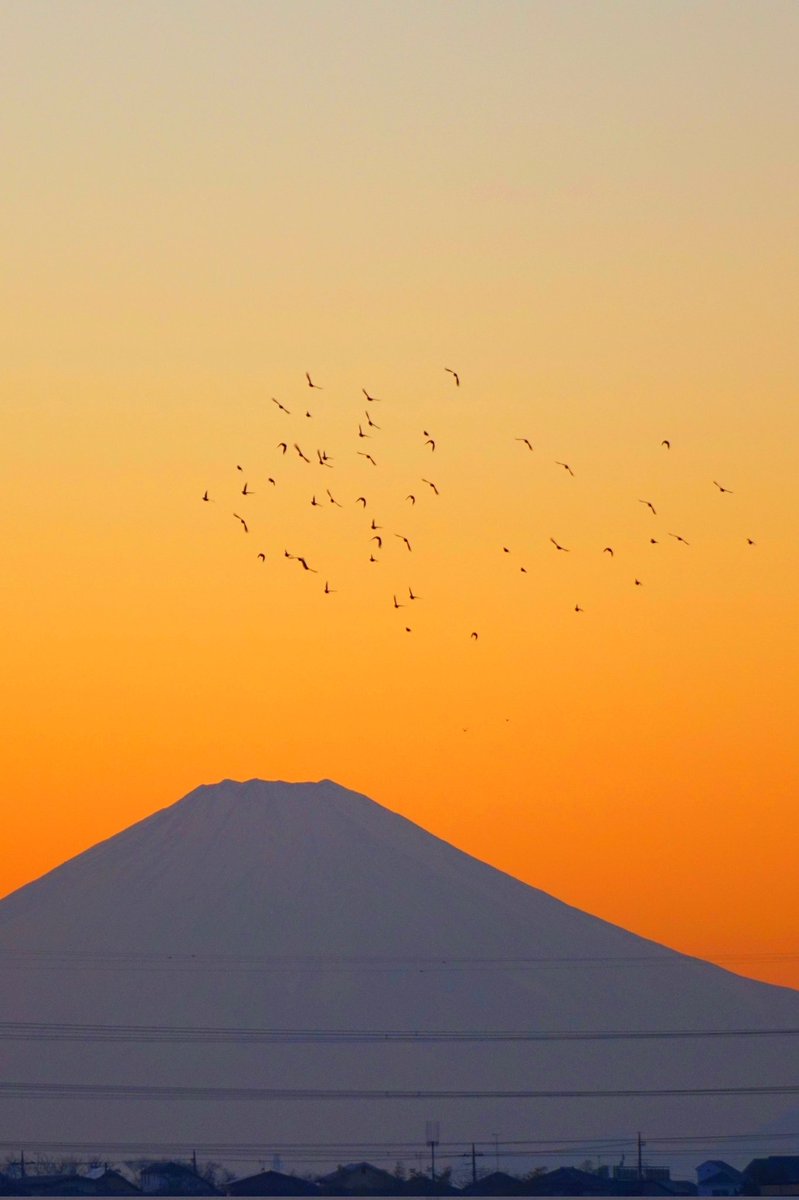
[296,556,316,572]
[317,449,333,467]
[293,443,311,463]
[358,452,377,465]
[311,495,321,507]
[669,532,690,545]
[257,552,266,562]
[393,594,404,609]
[277,442,288,454]
[502,547,510,553]
[370,535,383,548]
[424,438,436,451]
[650,538,658,544]
[634,578,643,587]
[364,411,380,429]
[324,581,335,594]
[370,518,382,530]
[236,465,243,472]
[713,480,734,494]
[515,438,534,451]
[362,388,381,402]
[396,534,412,551]
[305,411,313,418]
[574,604,583,613]
[241,482,254,496]
[603,547,614,556]
[555,461,574,476]
[356,496,367,507]
[470,631,478,639]
[305,372,322,389]
[326,489,342,507]
[267,477,276,486]
[661,439,671,449]
[202,490,212,502]
[271,398,290,414]
[358,424,370,439]
[233,513,249,533]
[550,537,569,551]
[421,478,439,494]
[408,587,419,600]
[445,368,460,386]
[406,494,416,505]
[639,499,657,515]
[369,554,378,563]
[746,537,756,545]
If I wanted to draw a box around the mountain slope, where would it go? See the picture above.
[1,778,796,1166]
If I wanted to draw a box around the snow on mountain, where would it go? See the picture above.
[1,778,797,1166]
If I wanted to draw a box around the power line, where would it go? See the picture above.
[2,1081,798,1101]
[0,950,797,973]
[2,1020,798,1044]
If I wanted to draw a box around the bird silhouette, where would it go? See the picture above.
[241,482,254,496]
[574,604,583,613]
[370,518,382,530]
[406,494,416,504]
[305,372,322,389]
[634,578,643,587]
[603,547,614,556]
[233,513,249,533]
[515,438,534,451]
[311,495,321,507]
[277,442,288,454]
[746,537,756,545]
[445,368,460,386]
[393,594,404,609]
[669,532,690,545]
[272,398,290,414]
[425,438,436,451]
[365,411,381,429]
[470,631,478,639]
[326,489,343,507]
[396,534,412,551]
[296,556,316,572]
[202,490,212,502]
[362,388,381,402]
[257,552,266,561]
[661,439,671,449]
[421,478,439,494]
[358,424,370,439]
[713,480,733,494]
[639,499,657,515]
[324,581,335,594]
[370,535,383,548]
[409,587,419,600]
[317,449,333,467]
[293,443,311,463]
[355,496,367,507]
[555,461,574,476]
[358,452,377,465]
[550,537,569,551]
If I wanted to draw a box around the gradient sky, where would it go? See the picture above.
[3,0,798,989]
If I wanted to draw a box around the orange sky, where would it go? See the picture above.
[2,0,798,991]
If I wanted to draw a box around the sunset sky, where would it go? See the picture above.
[3,0,798,989]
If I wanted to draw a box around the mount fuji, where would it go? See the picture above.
[1,778,797,1170]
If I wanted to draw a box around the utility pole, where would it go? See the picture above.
[425,1121,440,1184]
[493,1133,499,1173]
[637,1132,644,1183]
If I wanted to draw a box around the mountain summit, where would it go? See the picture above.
[1,778,797,1163]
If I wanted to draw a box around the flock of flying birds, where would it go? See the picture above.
[201,369,754,634]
